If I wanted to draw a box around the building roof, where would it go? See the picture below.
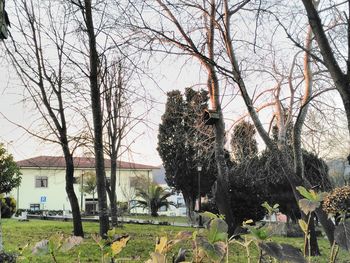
[17,156,158,170]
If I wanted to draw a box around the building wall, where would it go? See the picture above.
[11,167,153,212]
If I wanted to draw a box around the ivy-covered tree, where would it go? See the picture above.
[260,148,331,222]
[229,121,265,225]
[0,144,21,252]
[157,88,217,219]
[230,121,258,162]
[229,122,331,227]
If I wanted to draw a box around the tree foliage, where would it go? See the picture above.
[79,172,97,199]
[0,144,21,194]
[229,121,265,224]
[157,88,217,215]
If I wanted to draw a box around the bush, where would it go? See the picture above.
[1,196,16,218]
[15,209,63,217]
[323,186,350,215]
[0,252,17,263]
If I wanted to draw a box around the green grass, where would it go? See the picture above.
[2,219,350,262]
[121,214,190,224]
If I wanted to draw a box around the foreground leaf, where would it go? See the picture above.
[32,240,49,255]
[250,227,269,241]
[298,199,319,214]
[259,242,306,263]
[175,231,192,240]
[197,237,226,262]
[298,219,308,234]
[200,211,219,220]
[296,186,314,201]
[155,236,167,254]
[207,218,228,243]
[147,252,166,263]
[111,236,130,256]
[334,221,350,251]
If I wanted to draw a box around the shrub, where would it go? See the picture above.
[0,252,17,263]
[15,209,63,217]
[1,196,16,218]
[323,186,350,215]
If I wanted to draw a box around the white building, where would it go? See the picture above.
[13,156,157,214]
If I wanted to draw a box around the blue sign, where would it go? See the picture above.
[40,196,47,203]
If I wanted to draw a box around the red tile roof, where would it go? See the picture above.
[17,156,158,170]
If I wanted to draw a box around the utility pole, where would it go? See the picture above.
[197,164,202,227]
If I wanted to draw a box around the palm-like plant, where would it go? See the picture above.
[134,184,175,217]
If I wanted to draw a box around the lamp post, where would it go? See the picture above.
[197,164,202,227]
[80,171,84,210]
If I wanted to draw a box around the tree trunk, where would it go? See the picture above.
[64,153,84,237]
[83,0,109,238]
[307,214,321,256]
[108,156,118,227]
[213,111,236,236]
[183,192,195,222]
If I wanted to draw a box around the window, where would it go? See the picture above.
[159,205,167,212]
[30,204,40,211]
[35,176,48,188]
[177,197,185,207]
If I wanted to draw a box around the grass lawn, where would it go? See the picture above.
[121,214,190,225]
[2,219,349,262]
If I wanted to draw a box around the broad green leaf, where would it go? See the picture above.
[261,201,272,211]
[200,211,218,220]
[298,198,319,214]
[207,218,228,243]
[298,219,308,234]
[334,221,350,251]
[111,236,130,256]
[250,227,269,241]
[296,186,314,201]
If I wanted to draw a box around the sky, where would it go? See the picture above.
[1,1,348,166]
[0,52,207,166]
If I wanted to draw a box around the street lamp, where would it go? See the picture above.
[197,164,202,227]
[80,170,85,211]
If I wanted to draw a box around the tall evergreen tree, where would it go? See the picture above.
[157,88,217,218]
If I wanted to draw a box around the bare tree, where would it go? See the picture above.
[4,0,84,236]
[300,0,350,159]
[71,0,110,237]
[101,58,149,227]
[124,0,335,249]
